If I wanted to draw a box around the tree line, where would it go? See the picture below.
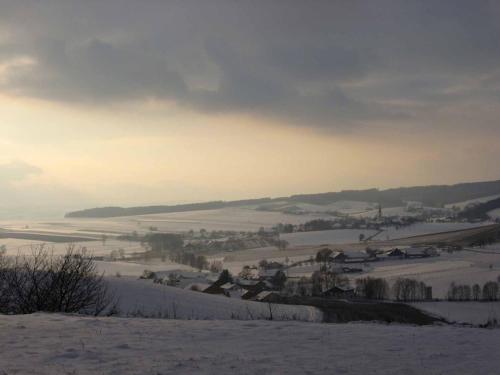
[447,278,500,301]
[283,273,432,302]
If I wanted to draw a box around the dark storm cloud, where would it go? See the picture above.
[15,37,187,102]
[1,0,499,128]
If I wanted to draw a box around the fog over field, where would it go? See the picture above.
[2,1,500,374]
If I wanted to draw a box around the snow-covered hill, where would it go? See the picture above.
[0,313,499,375]
[108,276,322,322]
[445,194,500,210]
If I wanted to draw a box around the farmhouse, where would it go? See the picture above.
[329,252,348,263]
[385,248,405,258]
[154,270,219,288]
[344,251,377,264]
[405,246,438,258]
[202,283,226,295]
[328,250,378,264]
[240,281,270,300]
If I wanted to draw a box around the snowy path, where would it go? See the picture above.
[0,314,499,374]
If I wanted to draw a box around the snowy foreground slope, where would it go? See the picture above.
[0,314,499,375]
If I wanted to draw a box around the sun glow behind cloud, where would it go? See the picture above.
[1,91,498,211]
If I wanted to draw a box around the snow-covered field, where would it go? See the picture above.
[217,246,500,298]
[0,238,143,257]
[372,222,489,241]
[212,225,500,283]
[281,229,378,246]
[96,260,194,277]
[350,249,500,299]
[413,302,500,325]
[120,207,333,232]
[2,213,499,306]
[1,211,493,256]
[215,223,493,259]
[0,313,499,375]
[0,207,334,235]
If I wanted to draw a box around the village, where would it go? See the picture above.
[138,243,445,304]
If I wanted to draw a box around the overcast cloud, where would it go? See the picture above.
[1,0,499,131]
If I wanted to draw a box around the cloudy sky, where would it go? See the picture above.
[1,0,500,214]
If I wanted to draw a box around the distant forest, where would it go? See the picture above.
[66,179,500,218]
[459,197,500,221]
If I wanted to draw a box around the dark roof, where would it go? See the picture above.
[252,291,282,302]
[386,248,405,256]
[241,282,268,300]
[203,283,226,295]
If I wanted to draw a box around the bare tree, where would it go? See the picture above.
[356,277,389,300]
[393,278,428,302]
[447,282,457,301]
[0,245,116,315]
[271,270,287,291]
[238,266,253,280]
[311,270,348,296]
[482,281,499,301]
[472,284,481,301]
[315,248,333,268]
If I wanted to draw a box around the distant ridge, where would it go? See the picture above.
[65,198,275,218]
[66,179,500,218]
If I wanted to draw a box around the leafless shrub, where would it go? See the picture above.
[0,244,115,315]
